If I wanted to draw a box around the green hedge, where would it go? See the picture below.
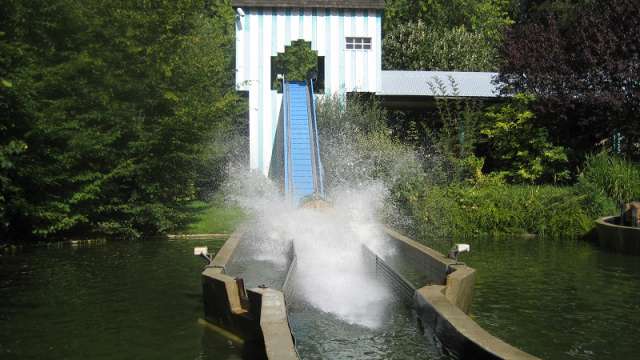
[399,152,638,243]
[404,183,609,242]
[577,152,640,204]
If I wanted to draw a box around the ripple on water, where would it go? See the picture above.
[0,239,244,360]
[462,236,640,360]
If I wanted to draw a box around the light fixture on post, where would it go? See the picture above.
[235,8,245,30]
[448,244,470,262]
[194,246,213,264]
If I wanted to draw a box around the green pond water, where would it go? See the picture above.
[2,235,639,360]
[0,239,242,360]
[462,236,640,360]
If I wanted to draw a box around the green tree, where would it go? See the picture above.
[272,39,318,90]
[0,0,240,241]
[385,0,512,38]
[383,0,513,71]
[480,93,570,183]
[499,0,640,160]
[384,22,499,71]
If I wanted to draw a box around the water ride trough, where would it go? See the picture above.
[196,80,538,359]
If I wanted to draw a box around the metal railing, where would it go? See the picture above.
[308,78,325,197]
[282,76,293,199]
[282,241,302,358]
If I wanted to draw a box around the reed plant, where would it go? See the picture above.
[577,152,640,204]
[406,183,596,244]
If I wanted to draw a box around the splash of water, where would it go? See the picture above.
[220,98,435,328]
[224,165,396,328]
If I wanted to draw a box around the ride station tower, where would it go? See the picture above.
[232,1,499,176]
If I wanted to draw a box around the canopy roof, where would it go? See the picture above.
[378,71,501,98]
[231,1,385,9]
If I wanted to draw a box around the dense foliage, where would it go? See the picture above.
[480,93,569,183]
[2,0,637,243]
[316,95,424,191]
[271,0,640,243]
[0,0,240,241]
[414,152,637,242]
[317,95,636,243]
[273,40,318,83]
[383,22,498,72]
[577,152,640,205]
[499,0,640,160]
[383,0,513,42]
[383,0,512,71]
[405,183,596,243]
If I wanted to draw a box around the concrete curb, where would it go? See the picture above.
[211,225,245,269]
[596,216,640,254]
[416,286,539,360]
[382,226,475,311]
[254,288,298,360]
[200,224,299,360]
[383,227,540,360]
[167,233,229,239]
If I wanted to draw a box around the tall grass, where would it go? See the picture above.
[578,152,640,204]
[406,183,595,244]
[403,152,639,243]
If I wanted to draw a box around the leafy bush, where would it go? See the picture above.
[0,0,240,241]
[383,22,498,71]
[406,183,597,243]
[383,0,512,72]
[480,93,570,183]
[577,152,640,204]
[315,96,620,244]
[272,39,318,91]
[383,0,513,46]
[499,0,640,159]
[428,76,483,159]
[401,153,637,244]
[316,94,388,136]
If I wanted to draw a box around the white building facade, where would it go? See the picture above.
[232,1,385,175]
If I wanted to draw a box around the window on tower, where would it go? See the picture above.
[345,37,371,50]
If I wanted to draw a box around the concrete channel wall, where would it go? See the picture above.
[596,216,640,254]
[383,227,539,360]
[201,223,538,360]
[201,226,298,360]
[382,227,475,312]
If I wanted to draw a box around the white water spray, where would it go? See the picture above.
[224,166,396,328]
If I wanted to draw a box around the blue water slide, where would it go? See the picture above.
[279,80,324,205]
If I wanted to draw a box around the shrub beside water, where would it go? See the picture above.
[403,152,639,242]
[577,152,640,205]
[404,183,595,242]
[316,96,639,242]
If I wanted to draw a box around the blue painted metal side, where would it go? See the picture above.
[309,79,325,197]
[276,79,325,205]
[287,81,315,204]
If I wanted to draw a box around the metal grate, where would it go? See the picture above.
[361,245,416,303]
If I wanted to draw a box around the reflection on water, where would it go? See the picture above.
[6,234,636,360]
[461,236,640,360]
[0,239,243,360]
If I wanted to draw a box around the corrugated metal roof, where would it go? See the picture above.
[378,71,501,98]
[231,1,385,9]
